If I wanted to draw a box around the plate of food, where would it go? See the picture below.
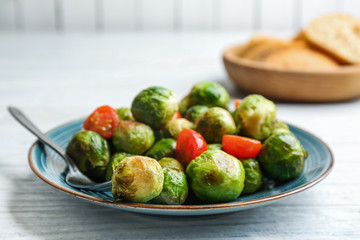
[223,13,360,102]
[28,82,333,216]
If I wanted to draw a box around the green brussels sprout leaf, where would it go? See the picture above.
[257,131,306,181]
[195,107,237,143]
[112,120,155,155]
[186,150,245,203]
[146,138,177,160]
[112,156,164,203]
[131,86,179,128]
[66,130,110,182]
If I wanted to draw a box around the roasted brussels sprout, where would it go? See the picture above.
[207,143,222,150]
[233,94,276,140]
[179,95,190,117]
[153,158,188,205]
[242,159,263,195]
[66,130,110,182]
[158,157,184,172]
[112,156,164,203]
[153,129,165,142]
[186,150,245,203]
[117,107,135,121]
[195,107,237,143]
[164,118,194,139]
[188,82,230,109]
[146,138,177,160]
[105,152,134,181]
[257,131,306,181]
[112,120,155,155]
[131,86,178,128]
[272,120,290,134]
[185,105,209,123]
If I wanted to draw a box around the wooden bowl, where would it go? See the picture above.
[223,44,360,102]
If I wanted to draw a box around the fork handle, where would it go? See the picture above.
[8,106,77,170]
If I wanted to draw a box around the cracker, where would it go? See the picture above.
[303,13,360,64]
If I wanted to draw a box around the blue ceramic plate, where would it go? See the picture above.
[28,119,333,216]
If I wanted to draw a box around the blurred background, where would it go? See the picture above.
[1,0,359,124]
[1,1,360,239]
[0,0,359,32]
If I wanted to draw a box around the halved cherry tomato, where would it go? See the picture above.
[175,129,208,168]
[158,111,182,130]
[83,105,119,139]
[171,111,182,119]
[234,99,242,109]
[222,135,262,159]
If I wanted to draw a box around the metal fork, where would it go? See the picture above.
[8,106,112,192]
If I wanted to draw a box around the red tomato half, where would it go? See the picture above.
[175,129,208,168]
[222,135,262,159]
[83,105,119,139]
[171,111,182,119]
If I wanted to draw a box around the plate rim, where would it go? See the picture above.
[28,118,334,212]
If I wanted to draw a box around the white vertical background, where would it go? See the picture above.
[0,0,357,31]
[260,0,294,30]
[141,0,174,30]
[0,0,15,30]
[218,0,253,29]
[21,0,55,31]
[343,0,360,16]
[300,0,339,26]
[103,0,136,30]
[180,0,216,30]
[62,0,96,31]
[103,0,135,30]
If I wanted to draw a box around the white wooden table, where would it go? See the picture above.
[0,32,359,239]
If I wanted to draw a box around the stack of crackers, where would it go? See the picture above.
[238,14,360,70]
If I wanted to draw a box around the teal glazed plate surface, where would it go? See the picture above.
[28,119,334,216]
